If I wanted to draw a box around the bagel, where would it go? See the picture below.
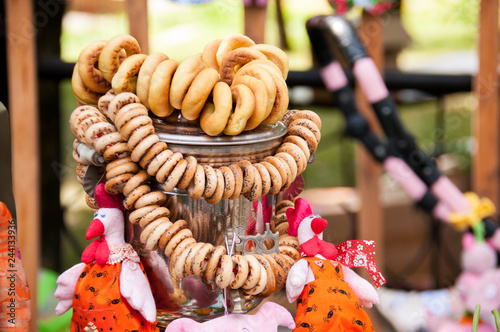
[230,255,249,289]
[250,44,289,79]
[98,34,141,82]
[232,75,268,130]
[201,38,222,71]
[199,82,232,136]
[112,53,148,93]
[136,52,169,108]
[181,67,219,121]
[148,59,179,117]
[169,53,206,110]
[223,84,255,136]
[77,40,111,93]
[216,34,255,67]
[219,48,266,85]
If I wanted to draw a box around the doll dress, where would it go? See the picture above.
[71,262,157,332]
[293,257,375,332]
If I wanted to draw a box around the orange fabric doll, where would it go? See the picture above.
[286,198,385,331]
[54,183,158,331]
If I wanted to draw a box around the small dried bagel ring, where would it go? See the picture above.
[215,255,233,289]
[283,135,311,161]
[156,152,183,184]
[126,123,154,150]
[199,82,232,136]
[178,156,197,190]
[139,206,170,228]
[187,164,205,200]
[129,204,159,224]
[170,237,196,266]
[72,64,102,105]
[289,118,321,143]
[162,220,190,255]
[228,164,244,200]
[205,246,227,281]
[192,243,215,276]
[201,38,222,71]
[181,67,219,121]
[271,253,292,277]
[279,235,300,250]
[202,165,217,198]
[232,75,268,130]
[165,228,193,259]
[174,242,197,278]
[123,170,150,197]
[262,72,288,124]
[219,48,266,85]
[130,130,159,162]
[119,115,153,141]
[216,34,255,67]
[139,218,165,244]
[85,122,116,148]
[107,92,141,122]
[275,152,298,185]
[147,149,173,177]
[104,173,133,194]
[233,64,276,119]
[139,142,168,169]
[259,161,282,195]
[287,125,318,156]
[114,103,147,131]
[245,164,262,202]
[106,162,140,180]
[169,53,205,110]
[220,166,235,200]
[264,156,291,191]
[162,158,187,192]
[134,190,167,209]
[77,40,111,93]
[205,169,225,204]
[253,255,276,297]
[254,163,271,196]
[148,59,179,117]
[241,255,261,290]
[137,52,170,108]
[145,218,172,251]
[264,254,286,292]
[184,242,205,277]
[281,109,301,126]
[276,142,307,175]
[223,84,255,136]
[98,34,141,82]
[238,160,255,194]
[230,255,249,289]
[250,44,289,79]
[102,142,130,162]
[244,262,267,295]
[288,109,322,130]
[112,53,148,93]
[279,245,300,261]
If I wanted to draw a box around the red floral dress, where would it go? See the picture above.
[294,257,374,332]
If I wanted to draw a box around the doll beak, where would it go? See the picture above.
[86,219,105,240]
[311,218,328,235]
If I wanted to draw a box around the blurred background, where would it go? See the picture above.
[0,0,490,330]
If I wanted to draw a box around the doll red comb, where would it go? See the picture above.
[286,198,313,237]
[94,183,124,210]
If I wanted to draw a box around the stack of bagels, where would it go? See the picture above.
[70,33,323,298]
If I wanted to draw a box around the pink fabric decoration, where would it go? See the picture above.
[286,198,314,236]
[94,183,124,210]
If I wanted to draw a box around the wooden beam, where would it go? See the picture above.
[473,0,499,208]
[5,0,40,329]
[126,0,149,53]
[355,13,385,269]
[244,2,267,44]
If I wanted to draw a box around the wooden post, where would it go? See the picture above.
[126,0,149,53]
[473,0,499,209]
[355,13,385,268]
[244,1,267,44]
[5,0,40,329]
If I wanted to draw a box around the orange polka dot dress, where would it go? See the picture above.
[71,262,158,332]
[293,257,374,332]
